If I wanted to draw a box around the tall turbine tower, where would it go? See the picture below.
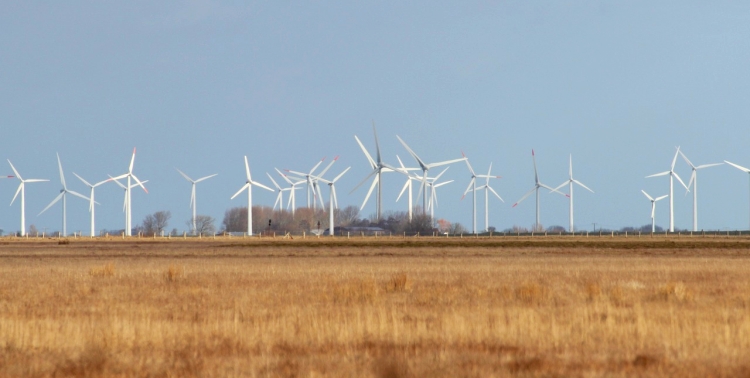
[110,148,148,236]
[512,150,568,231]
[678,150,721,231]
[473,163,503,232]
[39,154,89,236]
[314,167,351,236]
[176,168,217,235]
[8,160,48,236]
[646,147,688,232]
[552,155,594,233]
[231,156,272,236]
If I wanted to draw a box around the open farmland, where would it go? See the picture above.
[1,236,749,377]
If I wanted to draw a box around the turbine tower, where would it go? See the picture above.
[267,172,293,212]
[231,156,273,236]
[642,190,668,233]
[73,173,109,237]
[110,148,148,236]
[461,152,501,234]
[646,147,688,232]
[39,154,89,237]
[274,168,303,217]
[397,135,466,215]
[552,155,594,233]
[314,167,351,236]
[512,150,568,231]
[724,160,750,230]
[473,163,503,232]
[8,160,49,236]
[176,168,217,235]
[678,150,721,232]
[351,122,396,221]
[110,178,150,233]
[395,155,419,221]
[286,157,337,210]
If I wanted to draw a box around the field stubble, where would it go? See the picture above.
[0,237,749,377]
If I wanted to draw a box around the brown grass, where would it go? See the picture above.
[0,237,749,376]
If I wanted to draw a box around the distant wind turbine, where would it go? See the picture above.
[512,150,568,231]
[642,190,668,233]
[351,122,397,221]
[552,155,594,233]
[472,162,503,232]
[314,167,351,236]
[39,153,89,237]
[8,160,48,236]
[461,152,501,234]
[646,147,689,232]
[110,148,148,236]
[176,168,217,235]
[678,150,721,231]
[231,156,273,236]
[73,173,109,237]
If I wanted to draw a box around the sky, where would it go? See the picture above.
[1,1,750,235]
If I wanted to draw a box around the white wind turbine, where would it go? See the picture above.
[552,155,594,233]
[678,150,722,232]
[395,155,419,221]
[423,168,453,222]
[472,163,504,232]
[274,168,303,217]
[512,150,568,231]
[8,160,49,236]
[642,190,668,233]
[110,148,148,236]
[313,167,351,236]
[461,152,501,234]
[231,156,273,236]
[176,168,218,235]
[351,123,396,221]
[39,154,89,237]
[73,173,109,237]
[267,172,293,212]
[646,147,689,232]
[397,135,466,215]
[110,177,150,231]
[723,160,750,230]
[286,157,337,210]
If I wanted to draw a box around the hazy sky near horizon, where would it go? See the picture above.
[1,1,750,234]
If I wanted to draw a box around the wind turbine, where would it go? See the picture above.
[424,170,454,222]
[473,163,503,232]
[552,155,594,233]
[395,155,419,221]
[231,156,273,236]
[39,154,90,237]
[8,160,49,236]
[646,147,689,232]
[724,160,750,230]
[642,190,668,233]
[267,172,293,212]
[351,122,396,221]
[110,148,148,236]
[461,152,501,234]
[397,135,466,215]
[286,157,337,210]
[274,168,303,217]
[110,177,150,233]
[678,150,722,232]
[176,168,217,235]
[314,167,351,236]
[512,150,568,231]
[73,173,109,237]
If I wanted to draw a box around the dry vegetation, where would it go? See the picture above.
[0,236,749,377]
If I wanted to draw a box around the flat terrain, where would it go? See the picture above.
[1,236,749,377]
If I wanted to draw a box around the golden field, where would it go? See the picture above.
[1,236,750,377]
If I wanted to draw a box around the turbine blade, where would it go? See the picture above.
[317,156,339,178]
[532,149,539,184]
[350,169,378,194]
[724,160,750,173]
[67,190,89,202]
[57,153,67,189]
[266,173,282,190]
[39,192,64,215]
[573,179,594,193]
[641,190,654,201]
[540,183,568,197]
[354,135,377,169]
[655,194,669,201]
[646,171,670,178]
[433,167,449,181]
[244,156,252,181]
[273,192,282,210]
[10,183,22,205]
[426,157,466,169]
[695,163,723,170]
[131,174,148,193]
[461,151,476,176]
[488,186,504,202]
[195,173,217,183]
[462,178,475,198]
[673,172,689,191]
[552,180,568,193]
[678,149,695,168]
[252,181,274,192]
[108,175,126,189]
[231,184,249,200]
[129,148,136,173]
[176,168,193,183]
[396,179,409,202]
[73,172,92,188]
[396,135,427,170]
[7,160,21,180]
[332,167,350,183]
[372,121,383,164]
[512,187,536,208]
[671,147,681,170]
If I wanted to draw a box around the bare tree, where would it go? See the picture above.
[142,211,171,236]
[190,215,216,235]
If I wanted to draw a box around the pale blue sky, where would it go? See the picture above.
[1,1,750,234]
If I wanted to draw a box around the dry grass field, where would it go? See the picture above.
[1,236,750,377]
